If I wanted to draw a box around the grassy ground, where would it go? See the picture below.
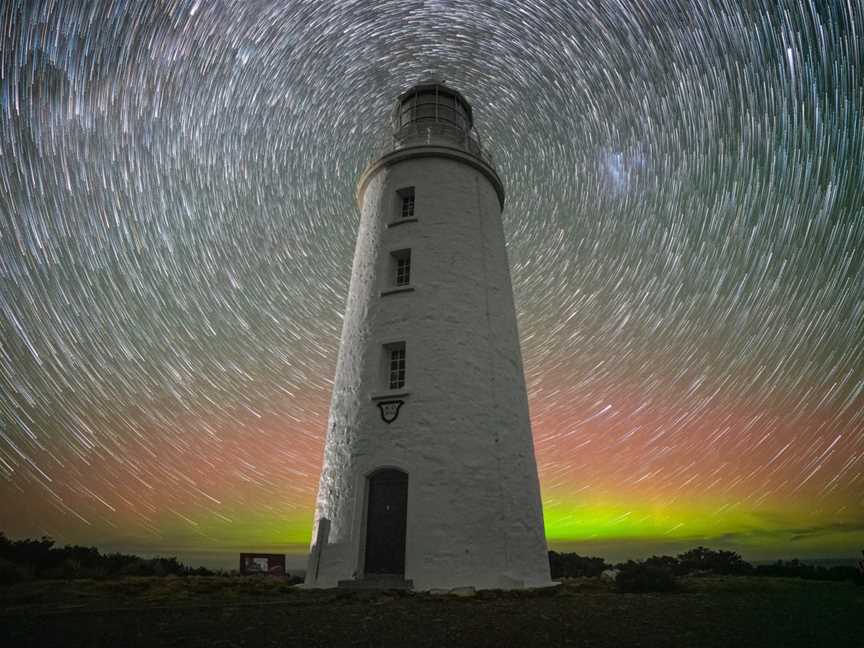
[1,575,861,647]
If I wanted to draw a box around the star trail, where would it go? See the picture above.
[1,0,862,564]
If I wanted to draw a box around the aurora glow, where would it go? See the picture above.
[1,1,862,568]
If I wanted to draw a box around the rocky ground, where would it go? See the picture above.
[1,575,861,647]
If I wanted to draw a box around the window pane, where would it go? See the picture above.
[401,195,414,218]
[396,256,410,286]
[389,347,406,389]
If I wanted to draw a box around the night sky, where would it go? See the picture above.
[1,0,862,568]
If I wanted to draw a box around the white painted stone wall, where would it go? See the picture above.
[305,143,551,590]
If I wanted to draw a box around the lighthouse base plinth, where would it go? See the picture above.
[338,575,414,590]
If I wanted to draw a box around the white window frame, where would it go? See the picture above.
[383,342,406,390]
[397,186,415,219]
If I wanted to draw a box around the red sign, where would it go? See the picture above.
[239,553,286,576]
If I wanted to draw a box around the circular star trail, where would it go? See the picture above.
[1,0,862,562]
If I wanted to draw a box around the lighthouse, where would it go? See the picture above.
[305,81,551,590]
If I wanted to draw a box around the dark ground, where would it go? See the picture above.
[1,575,861,647]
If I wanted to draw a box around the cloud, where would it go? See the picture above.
[787,522,864,542]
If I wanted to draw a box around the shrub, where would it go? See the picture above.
[42,558,104,580]
[643,555,681,573]
[117,559,152,577]
[0,557,32,585]
[755,559,859,582]
[548,551,610,578]
[0,532,212,580]
[615,561,678,593]
[676,547,753,575]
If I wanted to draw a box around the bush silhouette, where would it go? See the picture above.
[676,546,753,575]
[548,551,610,578]
[615,561,678,592]
[0,532,207,580]
[643,554,681,573]
[0,557,32,585]
[755,559,858,582]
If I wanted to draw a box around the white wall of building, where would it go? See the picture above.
[306,145,551,590]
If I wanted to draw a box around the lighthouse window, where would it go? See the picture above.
[386,343,406,390]
[398,187,415,218]
[391,249,411,286]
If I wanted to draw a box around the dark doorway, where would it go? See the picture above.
[364,468,408,576]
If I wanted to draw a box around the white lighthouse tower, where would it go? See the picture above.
[305,81,551,590]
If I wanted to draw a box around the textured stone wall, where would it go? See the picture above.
[306,145,551,590]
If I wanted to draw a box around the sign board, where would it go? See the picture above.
[239,553,286,576]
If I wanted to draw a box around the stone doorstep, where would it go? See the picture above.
[337,574,414,590]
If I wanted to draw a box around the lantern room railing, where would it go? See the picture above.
[367,121,496,168]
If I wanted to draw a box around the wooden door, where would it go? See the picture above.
[364,469,408,576]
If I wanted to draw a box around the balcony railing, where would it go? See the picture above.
[366,121,496,168]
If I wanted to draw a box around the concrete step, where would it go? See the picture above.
[338,574,414,590]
